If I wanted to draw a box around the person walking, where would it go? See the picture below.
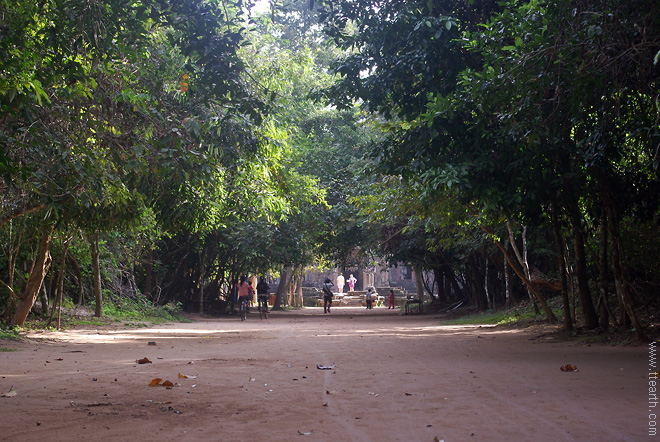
[322,278,334,313]
[347,274,357,292]
[365,287,373,309]
[336,274,345,293]
[388,289,396,309]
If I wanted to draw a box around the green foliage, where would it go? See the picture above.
[101,294,184,323]
[0,327,21,341]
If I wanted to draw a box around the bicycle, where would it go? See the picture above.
[239,297,248,321]
[258,295,269,319]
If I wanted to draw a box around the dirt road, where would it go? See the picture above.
[0,307,646,441]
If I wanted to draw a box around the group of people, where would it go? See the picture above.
[237,275,271,317]
[238,273,398,316]
[325,273,397,311]
[323,273,358,313]
[335,273,357,293]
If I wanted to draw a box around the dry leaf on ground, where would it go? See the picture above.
[1,388,17,397]
[560,364,579,372]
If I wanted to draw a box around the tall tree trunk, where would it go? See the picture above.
[572,227,599,328]
[467,255,488,311]
[68,254,84,306]
[550,201,573,331]
[48,238,70,328]
[506,222,540,314]
[12,225,54,326]
[441,264,463,301]
[504,248,511,308]
[566,200,599,328]
[413,267,425,312]
[199,250,205,314]
[88,233,103,317]
[296,274,303,307]
[143,249,153,299]
[600,185,646,340]
[273,267,292,310]
[597,213,612,329]
[486,227,558,324]
[287,275,295,306]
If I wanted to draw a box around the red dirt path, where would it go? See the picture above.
[0,307,646,441]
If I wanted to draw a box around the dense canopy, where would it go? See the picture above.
[1,0,658,338]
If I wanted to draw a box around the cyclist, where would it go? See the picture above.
[256,276,270,319]
[237,275,251,319]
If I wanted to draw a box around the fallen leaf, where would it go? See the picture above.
[560,364,579,372]
[178,373,197,379]
[136,357,152,364]
[1,388,17,398]
[316,364,336,370]
[298,430,313,435]
[162,380,175,387]
[147,342,157,346]
[149,378,163,386]
[55,358,63,361]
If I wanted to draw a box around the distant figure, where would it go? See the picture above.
[388,289,395,309]
[336,274,345,293]
[256,277,270,316]
[365,287,374,309]
[237,275,251,315]
[348,274,357,292]
[322,278,334,313]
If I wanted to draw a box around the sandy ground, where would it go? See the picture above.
[0,307,647,441]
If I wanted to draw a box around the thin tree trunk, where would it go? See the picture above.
[12,225,54,326]
[550,201,573,331]
[39,278,50,316]
[506,222,540,314]
[414,267,425,312]
[68,255,84,306]
[441,264,463,301]
[199,250,205,314]
[504,248,511,309]
[601,185,646,340]
[597,213,612,329]
[572,229,599,328]
[48,238,70,328]
[88,233,103,317]
[486,226,558,324]
[563,239,576,324]
[484,255,491,310]
[296,272,303,307]
[143,249,154,298]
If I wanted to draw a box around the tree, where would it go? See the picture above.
[1,0,269,324]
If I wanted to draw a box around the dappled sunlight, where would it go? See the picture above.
[25,327,252,345]
[311,323,526,340]
[22,312,527,345]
